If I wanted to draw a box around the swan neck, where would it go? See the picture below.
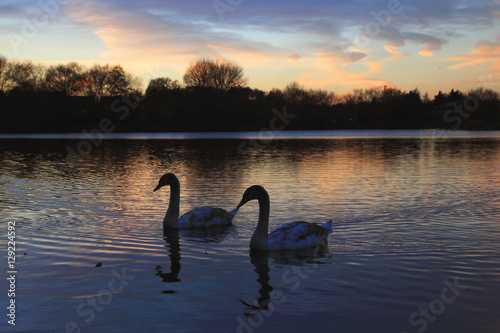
[165,179,181,227]
[250,192,270,251]
[257,195,270,227]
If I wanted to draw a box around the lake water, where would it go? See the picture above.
[1,130,500,333]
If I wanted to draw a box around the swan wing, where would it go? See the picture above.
[178,207,235,228]
[268,221,332,250]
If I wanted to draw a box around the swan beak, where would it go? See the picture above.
[237,197,249,209]
[153,183,162,192]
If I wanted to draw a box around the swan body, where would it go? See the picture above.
[267,220,332,250]
[154,173,238,229]
[237,185,332,251]
[178,206,238,228]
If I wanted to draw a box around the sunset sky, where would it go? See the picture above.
[1,0,499,96]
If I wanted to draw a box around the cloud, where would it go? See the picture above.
[369,29,446,58]
[310,46,367,65]
[384,44,405,61]
[448,41,500,76]
[299,50,391,90]
[64,0,288,68]
[343,52,368,64]
[343,1,498,60]
[404,32,445,57]
[8,0,497,65]
[2,0,499,93]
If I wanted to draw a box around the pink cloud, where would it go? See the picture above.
[384,44,405,61]
[418,44,442,57]
[65,0,285,70]
[448,42,500,74]
[297,51,392,91]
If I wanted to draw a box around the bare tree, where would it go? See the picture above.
[467,87,499,101]
[82,64,109,100]
[83,64,141,101]
[0,56,10,92]
[6,61,45,92]
[283,81,335,105]
[145,77,181,96]
[283,81,305,104]
[44,62,85,95]
[183,57,247,91]
[306,88,335,106]
[338,86,405,104]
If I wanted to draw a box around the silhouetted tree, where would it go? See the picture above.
[0,56,9,92]
[398,88,422,120]
[6,61,45,92]
[248,88,266,101]
[434,91,447,104]
[305,88,335,106]
[83,64,141,101]
[448,89,464,102]
[44,62,85,95]
[183,57,247,91]
[283,81,305,104]
[422,92,431,103]
[434,89,466,105]
[340,88,371,105]
[467,87,499,101]
[380,87,404,103]
[1,54,499,132]
[145,77,181,96]
[282,81,335,105]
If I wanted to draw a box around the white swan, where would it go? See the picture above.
[236,185,333,251]
[154,173,238,229]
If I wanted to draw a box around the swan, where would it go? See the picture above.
[236,185,333,251]
[154,173,238,229]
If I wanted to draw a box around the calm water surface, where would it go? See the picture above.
[1,130,500,333]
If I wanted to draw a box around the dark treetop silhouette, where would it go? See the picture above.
[1,55,499,133]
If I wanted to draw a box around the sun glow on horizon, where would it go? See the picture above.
[0,0,499,97]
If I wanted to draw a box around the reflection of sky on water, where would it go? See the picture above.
[1,133,500,332]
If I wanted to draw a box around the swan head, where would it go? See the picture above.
[237,185,267,208]
[153,173,179,192]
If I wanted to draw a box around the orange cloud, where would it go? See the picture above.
[418,47,434,57]
[297,51,391,91]
[65,0,285,73]
[448,42,500,74]
[384,43,405,61]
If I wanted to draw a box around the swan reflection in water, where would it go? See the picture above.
[239,245,330,315]
[156,230,182,283]
[156,227,234,284]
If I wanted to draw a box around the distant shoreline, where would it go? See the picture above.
[2,129,500,140]
[2,86,500,134]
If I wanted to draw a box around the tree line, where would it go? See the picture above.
[0,55,499,133]
[0,56,141,100]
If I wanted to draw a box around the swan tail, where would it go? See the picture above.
[321,220,333,233]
